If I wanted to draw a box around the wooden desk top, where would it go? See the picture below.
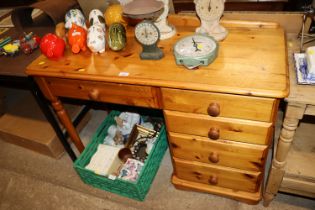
[26,15,289,99]
[286,34,315,105]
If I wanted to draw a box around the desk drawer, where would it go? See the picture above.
[173,157,261,193]
[164,110,272,145]
[169,132,267,171]
[44,78,161,108]
[161,88,276,122]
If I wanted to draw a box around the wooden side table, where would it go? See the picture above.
[263,34,315,206]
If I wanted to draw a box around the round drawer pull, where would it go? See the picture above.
[207,102,220,117]
[88,89,100,100]
[208,127,220,140]
[208,175,218,185]
[208,152,219,163]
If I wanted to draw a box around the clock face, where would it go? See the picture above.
[195,0,224,21]
[174,34,217,58]
[135,21,160,46]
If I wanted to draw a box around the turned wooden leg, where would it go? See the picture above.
[34,77,85,153]
[51,99,85,153]
[263,102,306,207]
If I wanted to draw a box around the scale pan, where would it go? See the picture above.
[122,0,164,16]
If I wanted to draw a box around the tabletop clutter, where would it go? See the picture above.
[0,32,41,56]
[85,111,163,182]
[0,0,229,69]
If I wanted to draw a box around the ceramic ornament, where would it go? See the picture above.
[89,9,106,30]
[154,0,176,40]
[40,33,65,59]
[68,24,87,54]
[65,9,87,30]
[104,4,127,27]
[108,23,126,51]
[87,24,106,53]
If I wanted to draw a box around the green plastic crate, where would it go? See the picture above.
[74,111,168,201]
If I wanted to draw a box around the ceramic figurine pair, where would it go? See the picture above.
[65,9,88,53]
[65,9,106,54]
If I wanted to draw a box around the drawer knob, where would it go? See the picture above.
[208,127,220,140]
[88,89,100,100]
[208,175,218,185]
[207,102,220,117]
[208,152,219,163]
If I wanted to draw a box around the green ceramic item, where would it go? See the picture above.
[108,23,127,51]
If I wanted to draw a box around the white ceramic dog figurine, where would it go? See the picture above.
[87,24,106,53]
[89,9,106,30]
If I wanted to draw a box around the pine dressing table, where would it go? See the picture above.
[26,15,288,204]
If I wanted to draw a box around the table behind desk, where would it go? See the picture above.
[0,26,81,161]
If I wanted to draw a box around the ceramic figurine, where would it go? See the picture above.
[108,23,126,51]
[104,4,127,27]
[89,9,106,30]
[103,125,125,147]
[87,24,106,53]
[114,112,140,136]
[40,33,65,59]
[68,23,87,54]
[65,9,87,30]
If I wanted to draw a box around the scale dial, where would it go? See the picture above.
[135,21,160,46]
[194,0,224,21]
[174,34,218,69]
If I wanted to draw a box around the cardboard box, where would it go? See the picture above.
[0,92,90,158]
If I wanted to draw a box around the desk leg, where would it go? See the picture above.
[30,79,77,161]
[50,99,85,153]
[34,77,85,153]
[263,102,306,207]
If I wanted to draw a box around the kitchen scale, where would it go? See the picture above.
[173,34,218,69]
[194,0,227,41]
[123,0,165,60]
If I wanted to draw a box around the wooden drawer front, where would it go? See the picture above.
[169,132,267,171]
[174,157,261,193]
[161,88,276,122]
[45,78,160,108]
[164,110,272,145]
